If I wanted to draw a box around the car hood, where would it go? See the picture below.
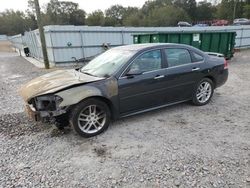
[20,69,104,102]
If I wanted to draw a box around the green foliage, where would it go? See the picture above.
[86,10,105,26]
[174,0,197,20]
[103,17,117,26]
[217,0,233,20]
[45,0,86,25]
[146,5,191,26]
[105,5,126,26]
[1,0,250,36]
[243,4,250,18]
[0,10,33,35]
[216,0,247,20]
[120,7,140,26]
[196,1,216,21]
[123,12,143,26]
[103,5,140,26]
[142,0,172,15]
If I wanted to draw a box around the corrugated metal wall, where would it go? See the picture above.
[0,35,7,41]
[9,34,23,49]
[23,30,43,60]
[9,25,250,64]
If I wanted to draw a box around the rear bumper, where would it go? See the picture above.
[216,69,228,88]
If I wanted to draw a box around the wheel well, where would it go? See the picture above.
[204,76,216,87]
[79,96,116,119]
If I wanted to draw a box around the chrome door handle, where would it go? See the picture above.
[154,75,165,79]
[192,67,200,71]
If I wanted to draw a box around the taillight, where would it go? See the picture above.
[224,59,228,69]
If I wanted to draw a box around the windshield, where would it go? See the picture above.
[81,49,135,77]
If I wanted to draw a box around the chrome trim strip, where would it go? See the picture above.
[120,99,189,118]
[154,75,165,79]
[119,61,204,80]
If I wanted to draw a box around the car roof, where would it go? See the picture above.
[113,43,197,52]
[235,18,248,21]
[178,21,189,23]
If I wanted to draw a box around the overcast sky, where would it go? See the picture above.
[0,0,148,13]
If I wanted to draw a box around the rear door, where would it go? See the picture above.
[163,48,205,103]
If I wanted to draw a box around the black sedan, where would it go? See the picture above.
[20,44,228,137]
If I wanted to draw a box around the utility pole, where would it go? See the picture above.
[233,0,238,21]
[34,0,50,69]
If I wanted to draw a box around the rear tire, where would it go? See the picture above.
[192,78,214,106]
[69,98,111,138]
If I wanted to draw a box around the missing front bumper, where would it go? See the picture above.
[25,104,40,121]
[25,104,68,122]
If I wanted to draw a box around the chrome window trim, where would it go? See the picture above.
[119,61,204,80]
[166,61,204,70]
[118,47,205,80]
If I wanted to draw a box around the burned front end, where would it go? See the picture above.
[26,95,67,121]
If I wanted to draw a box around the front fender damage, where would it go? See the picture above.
[56,85,102,107]
[25,78,118,121]
[56,78,118,107]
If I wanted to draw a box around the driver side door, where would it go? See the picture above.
[118,49,168,115]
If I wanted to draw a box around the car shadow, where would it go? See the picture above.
[111,101,192,128]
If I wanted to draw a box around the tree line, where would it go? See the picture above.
[0,0,250,36]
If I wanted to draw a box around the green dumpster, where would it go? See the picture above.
[133,31,236,59]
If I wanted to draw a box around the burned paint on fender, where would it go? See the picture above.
[55,78,118,107]
[56,85,102,107]
[101,78,118,98]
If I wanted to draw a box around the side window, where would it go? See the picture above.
[164,48,192,67]
[191,52,204,62]
[129,50,162,73]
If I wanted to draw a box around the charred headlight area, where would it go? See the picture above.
[27,95,67,119]
[27,95,66,118]
[29,95,61,111]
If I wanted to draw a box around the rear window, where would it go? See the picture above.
[191,52,204,62]
[164,48,192,67]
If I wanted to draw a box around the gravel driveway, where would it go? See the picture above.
[0,44,250,187]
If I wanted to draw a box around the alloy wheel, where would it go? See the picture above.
[196,81,212,103]
[77,105,106,134]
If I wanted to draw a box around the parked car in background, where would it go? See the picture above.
[233,18,250,25]
[193,24,209,27]
[212,19,229,26]
[177,21,192,27]
[20,44,228,137]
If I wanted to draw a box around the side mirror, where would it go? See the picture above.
[126,69,143,77]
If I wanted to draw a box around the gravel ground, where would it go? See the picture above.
[0,41,14,52]
[0,45,250,188]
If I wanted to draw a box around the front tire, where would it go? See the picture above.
[70,98,111,138]
[192,78,214,106]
